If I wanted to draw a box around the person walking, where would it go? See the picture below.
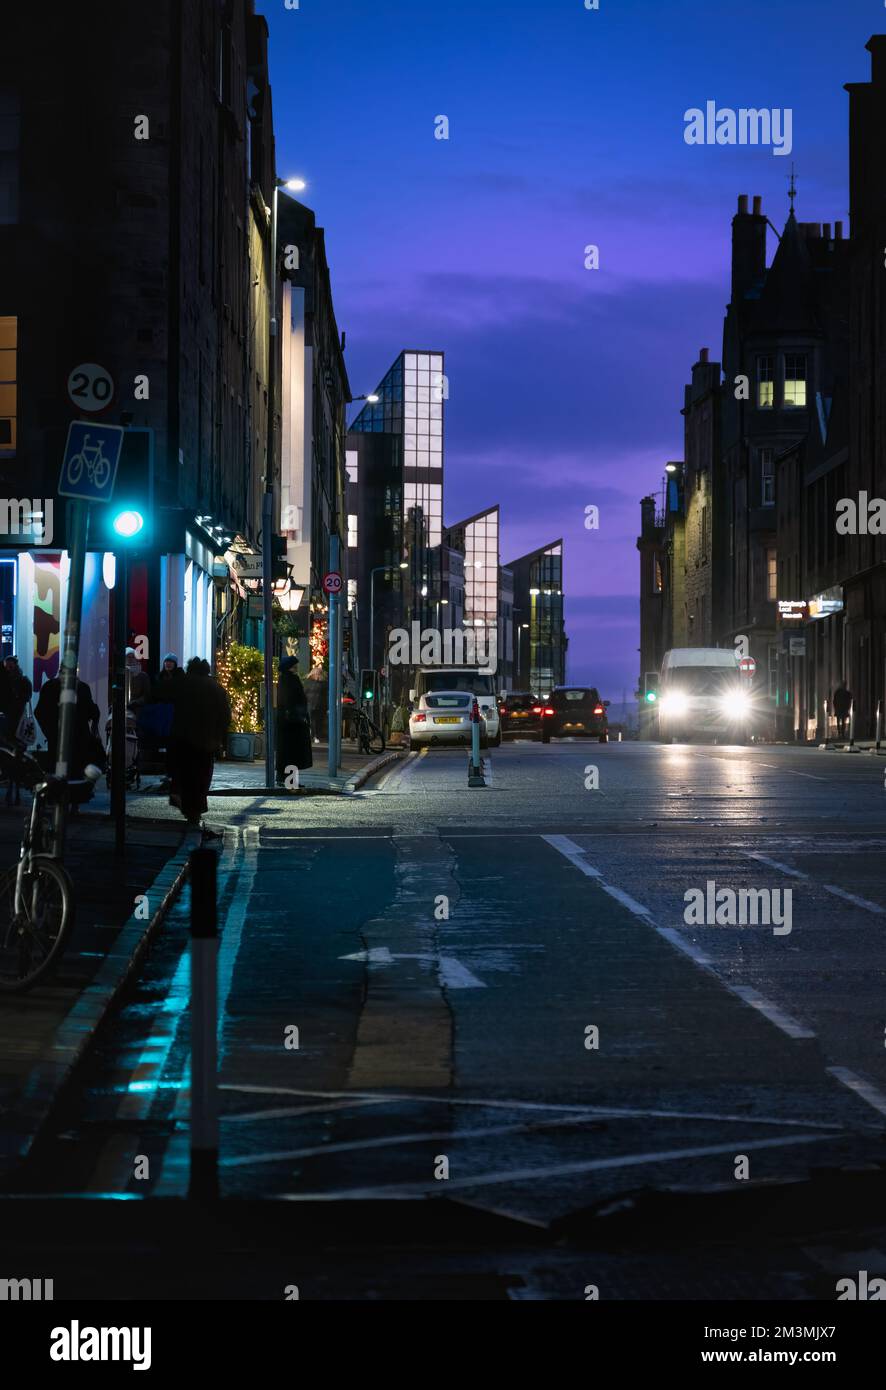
[34,675,102,778]
[169,657,230,839]
[832,680,853,740]
[1,655,33,805]
[275,655,313,787]
[146,653,184,790]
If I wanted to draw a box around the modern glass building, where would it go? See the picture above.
[346,350,446,678]
[507,540,566,695]
[444,505,500,630]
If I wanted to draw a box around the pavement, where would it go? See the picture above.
[5,736,886,1298]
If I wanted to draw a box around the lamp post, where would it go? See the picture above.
[369,560,408,677]
[263,175,306,789]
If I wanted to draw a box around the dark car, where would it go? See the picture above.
[499,691,541,737]
[541,686,609,743]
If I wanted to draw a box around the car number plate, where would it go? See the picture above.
[435,716,461,724]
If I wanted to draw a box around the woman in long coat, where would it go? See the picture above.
[275,656,313,786]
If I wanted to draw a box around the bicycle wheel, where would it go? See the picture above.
[0,856,75,992]
[365,718,385,755]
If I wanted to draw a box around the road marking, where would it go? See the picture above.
[543,834,816,1041]
[277,1132,832,1200]
[218,1084,847,1129]
[826,1067,886,1118]
[339,946,485,988]
[746,852,886,914]
[756,763,827,781]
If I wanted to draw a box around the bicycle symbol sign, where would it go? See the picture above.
[59,420,124,502]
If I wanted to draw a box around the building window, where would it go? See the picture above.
[0,316,16,457]
[783,354,807,408]
[766,547,777,601]
[757,356,774,408]
[345,450,358,484]
[760,448,774,506]
[347,513,358,548]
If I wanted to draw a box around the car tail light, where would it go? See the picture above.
[499,704,507,715]
[532,706,542,714]
[594,705,604,715]
[412,712,426,723]
[544,707,554,716]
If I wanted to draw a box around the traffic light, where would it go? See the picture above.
[272,534,289,580]
[97,428,153,547]
[643,671,659,703]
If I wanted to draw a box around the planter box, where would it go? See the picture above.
[227,731,257,761]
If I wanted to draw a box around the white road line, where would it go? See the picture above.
[746,852,886,915]
[223,1098,395,1123]
[821,884,886,915]
[543,834,816,1042]
[218,1084,846,1129]
[220,1113,611,1168]
[277,1132,832,1200]
[745,851,808,879]
[826,1067,886,1118]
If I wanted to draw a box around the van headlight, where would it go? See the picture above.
[660,692,689,715]
[720,691,751,718]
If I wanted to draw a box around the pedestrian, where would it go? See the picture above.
[832,680,852,740]
[34,674,102,778]
[145,653,184,790]
[275,655,313,787]
[169,656,231,839]
[1,655,34,805]
[125,647,151,712]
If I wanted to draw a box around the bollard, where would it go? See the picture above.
[468,698,486,787]
[189,847,219,1200]
[847,698,858,752]
[876,700,882,754]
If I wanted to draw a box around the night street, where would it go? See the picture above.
[20,740,886,1242]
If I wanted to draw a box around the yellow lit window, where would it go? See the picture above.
[757,355,774,408]
[784,354,806,408]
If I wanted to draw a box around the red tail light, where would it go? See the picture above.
[499,704,507,715]
[594,705,604,715]
[412,712,426,723]
[532,706,542,714]
[544,707,554,716]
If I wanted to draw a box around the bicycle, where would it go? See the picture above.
[343,701,386,755]
[67,435,111,489]
[0,739,96,993]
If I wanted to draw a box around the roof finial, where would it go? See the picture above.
[787,163,797,213]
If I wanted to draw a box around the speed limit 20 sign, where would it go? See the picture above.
[67,362,115,414]
[322,571,343,596]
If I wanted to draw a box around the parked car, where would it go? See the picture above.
[499,690,541,737]
[540,687,609,743]
[408,686,489,750]
[409,668,501,749]
[655,647,750,743]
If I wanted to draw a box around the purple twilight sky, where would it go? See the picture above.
[266,0,875,698]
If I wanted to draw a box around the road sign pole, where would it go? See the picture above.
[111,548,129,855]
[53,499,90,856]
[262,490,276,788]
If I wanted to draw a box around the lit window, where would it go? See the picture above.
[0,316,16,456]
[784,354,806,408]
[347,513,358,548]
[757,356,774,408]
[345,450,358,483]
[767,547,777,601]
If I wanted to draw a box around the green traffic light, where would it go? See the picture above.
[363,690,373,701]
[645,690,657,703]
[112,509,145,539]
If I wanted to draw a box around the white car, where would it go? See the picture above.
[408,669,502,750]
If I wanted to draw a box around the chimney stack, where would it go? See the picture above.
[731,192,767,302]
[823,223,831,240]
[752,195,762,215]
[737,194,748,214]
[699,347,709,363]
[835,220,844,239]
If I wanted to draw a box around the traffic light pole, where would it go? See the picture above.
[111,548,128,856]
[263,183,280,790]
[53,498,90,857]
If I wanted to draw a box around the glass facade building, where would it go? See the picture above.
[444,506,500,632]
[507,540,566,696]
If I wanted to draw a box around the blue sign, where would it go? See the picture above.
[58,420,124,502]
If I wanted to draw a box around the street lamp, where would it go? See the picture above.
[369,561,409,676]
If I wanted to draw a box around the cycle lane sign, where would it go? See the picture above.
[58,420,124,502]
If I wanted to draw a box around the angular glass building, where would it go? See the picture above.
[506,540,566,696]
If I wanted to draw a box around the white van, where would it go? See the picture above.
[656,647,750,742]
[409,668,501,749]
